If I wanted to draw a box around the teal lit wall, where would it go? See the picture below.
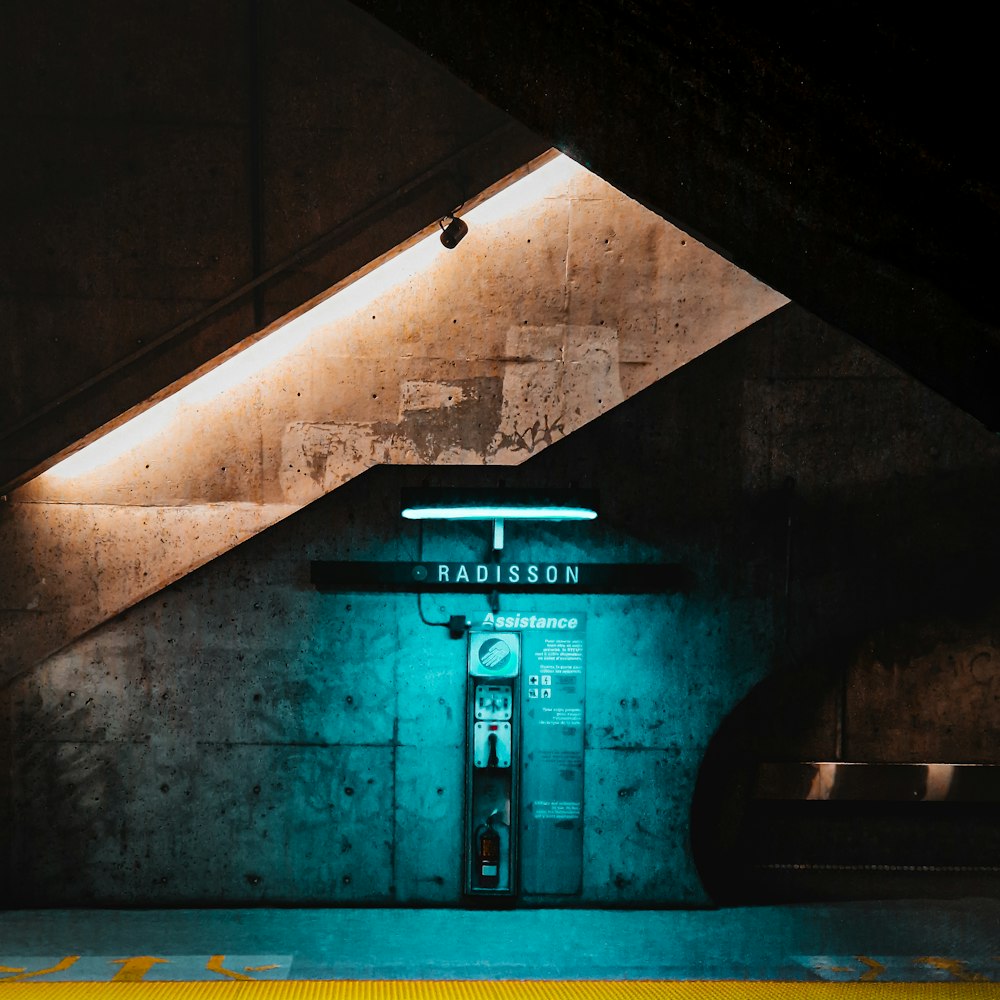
[2,303,998,906]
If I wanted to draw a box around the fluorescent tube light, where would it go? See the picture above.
[400,488,598,524]
[401,504,597,521]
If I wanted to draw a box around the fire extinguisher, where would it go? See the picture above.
[475,816,501,889]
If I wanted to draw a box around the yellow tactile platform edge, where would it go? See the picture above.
[0,982,998,998]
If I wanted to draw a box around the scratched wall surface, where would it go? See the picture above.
[2,307,999,906]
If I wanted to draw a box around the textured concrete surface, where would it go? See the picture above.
[358,1,1000,431]
[1,903,1000,981]
[4,2,999,931]
[0,0,548,489]
[2,311,998,908]
[0,159,785,682]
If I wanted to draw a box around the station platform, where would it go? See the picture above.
[2,901,1000,989]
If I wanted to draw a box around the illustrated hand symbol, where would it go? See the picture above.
[481,641,509,668]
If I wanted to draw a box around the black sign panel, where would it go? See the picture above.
[310,561,693,593]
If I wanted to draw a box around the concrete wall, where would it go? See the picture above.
[357,1,1000,433]
[0,0,547,488]
[0,162,784,684]
[3,306,998,907]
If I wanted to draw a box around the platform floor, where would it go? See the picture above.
[1,902,999,984]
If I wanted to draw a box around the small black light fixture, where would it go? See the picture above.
[439,214,469,249]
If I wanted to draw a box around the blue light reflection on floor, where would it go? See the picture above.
[2,905,999,982]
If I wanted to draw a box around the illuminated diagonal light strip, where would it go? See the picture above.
[401,505,597,521]
[43,152,583,482]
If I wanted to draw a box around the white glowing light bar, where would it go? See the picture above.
[400,487,599,526]
[401,504,598,522]
[44,151,585,482]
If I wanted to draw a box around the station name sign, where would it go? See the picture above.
[310,560,693,594]
[427,562,580,585]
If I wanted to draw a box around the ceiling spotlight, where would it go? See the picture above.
[439,215,468,249]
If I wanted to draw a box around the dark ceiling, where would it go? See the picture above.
[357,0,1000,431]
[2,2,997,491]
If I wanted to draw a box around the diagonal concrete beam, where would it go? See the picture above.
[0,158,786,683]
[0,0,551,493]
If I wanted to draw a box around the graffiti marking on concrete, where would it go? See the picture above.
[915,956,987,981]
[857,956,885,981]
[0,956,81,981]
[110,956,169,982]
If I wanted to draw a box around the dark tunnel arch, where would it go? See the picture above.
[690,609,1000,905]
